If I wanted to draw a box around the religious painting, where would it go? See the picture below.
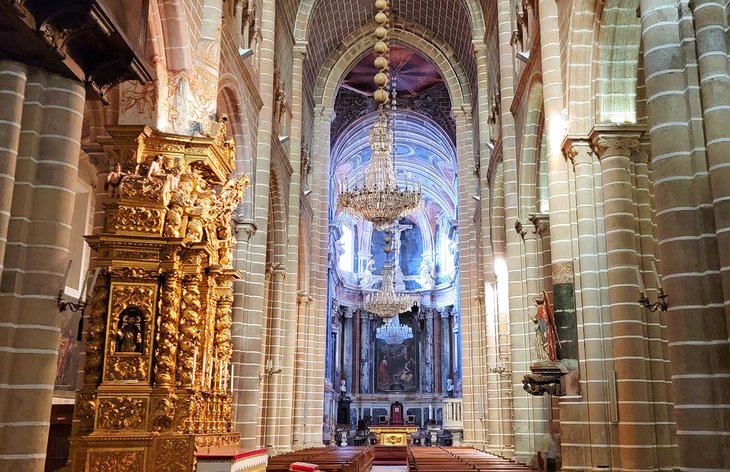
[375,316,418,392]
[54,309,82,392]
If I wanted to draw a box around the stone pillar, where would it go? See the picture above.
[633,141,676,470]
[293,291,312,447]
[453,106,483,448]
[640,1,730,468]
[359,312,372,394]
[232,221,260,447]
[0,61,26,281]
[342,308,354,394]
[433,308,442,395]
[592,128,657,470]
[352,309,361,395]
[262,264,286,450]
[236,0,276,450]
[537,0,579,365]
[303,102,334,445]
[440,309,451,392]
[560,140,614,469]
[288,41,308,451]
[0,68,85,472]
[692,0,730,308]
[421,309,435,394]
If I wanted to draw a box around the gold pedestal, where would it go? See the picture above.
[68,125,249,472]
[369,426,418,446]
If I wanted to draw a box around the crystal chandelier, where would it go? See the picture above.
[364,229,417,319]
[337,0,423,231]
[376,315,413,345]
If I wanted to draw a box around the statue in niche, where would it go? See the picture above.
[361,258,376,288]
[446,378,455,398]
[417,258,434,289]
[116,308,144,353]
[532,291,558,362]
[104,163,127,198]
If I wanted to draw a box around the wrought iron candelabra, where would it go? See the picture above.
[638,289,668,312]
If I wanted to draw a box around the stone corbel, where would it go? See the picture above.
[514,220,527,240]
[522,364,567,397]
[528,213,549,238]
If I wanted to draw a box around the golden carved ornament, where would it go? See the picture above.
[154,273,181,386]
[108,266,160,282]
[150,395,177,431]
[214,295,234,361]
[88,450,145,472]
[193,432,240,449]
[84,270,109,385]
[176,276,202,386]
[163,173,197,238]
[211,175,250,225]
[96,397,147,430]
[119,174,169,202]
[104,284,156,382]
[114,205,165,234]
[155,438,191,472]
[73,393,97,435]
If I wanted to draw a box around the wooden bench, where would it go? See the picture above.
[267,446,373,472]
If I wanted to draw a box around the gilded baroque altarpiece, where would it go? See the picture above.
[69,125,249,472]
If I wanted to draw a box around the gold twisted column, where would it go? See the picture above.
[155,272,182,386]
[178,274,203,387]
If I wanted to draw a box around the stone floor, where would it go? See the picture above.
[371,467,408,472]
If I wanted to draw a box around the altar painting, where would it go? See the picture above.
[375,325,418,392]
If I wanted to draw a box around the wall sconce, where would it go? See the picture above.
[489,365,510,376]
[639,290,668,312]
[258,359,282,383]
[56,262,99,313]
[635,260,668,312]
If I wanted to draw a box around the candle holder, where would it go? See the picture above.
[56,289,89,312]
[258,361,282,384]
[638,289,668,312]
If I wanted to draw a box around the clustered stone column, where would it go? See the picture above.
[0,65,85,471]
[342,307,354,393]
[262,264,286,451]
[359,312,372,394]
[420,308,435,393]
[592,129,658,469]
[439,309,452,392]
[640,0,730,466]
[560,139,613,467]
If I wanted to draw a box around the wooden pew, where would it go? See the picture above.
[266,446,373,472]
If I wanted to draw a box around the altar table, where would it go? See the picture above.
[369,425,418,446]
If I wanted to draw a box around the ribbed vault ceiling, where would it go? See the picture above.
[294,0,478,95]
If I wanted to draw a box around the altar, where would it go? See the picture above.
[369,425,418,446]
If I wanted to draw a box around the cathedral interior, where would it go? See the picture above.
[0,0,729,471]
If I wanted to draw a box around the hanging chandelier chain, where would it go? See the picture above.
[337,0,423,231]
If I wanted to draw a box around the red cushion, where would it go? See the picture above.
[289,462,320,472]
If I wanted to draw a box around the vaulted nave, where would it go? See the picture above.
[0,0,729,471]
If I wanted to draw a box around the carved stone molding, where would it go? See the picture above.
[552,261,574,284]
[522,363,567,397]
[588,126,645,159]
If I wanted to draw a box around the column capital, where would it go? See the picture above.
[451,105,473,119]
[589,126,645,159]
[561,136,594,169]
[293,41,308,59]
[472,39,487,54]
[266,262,286,281]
